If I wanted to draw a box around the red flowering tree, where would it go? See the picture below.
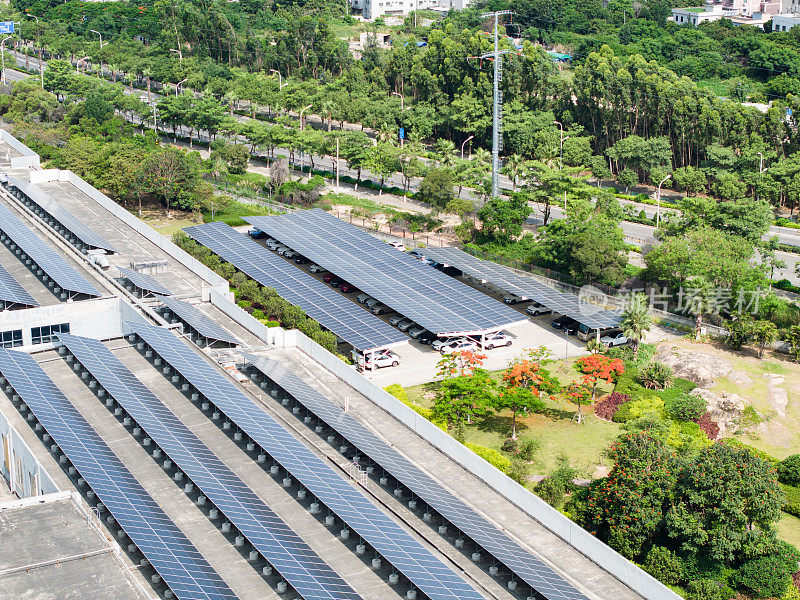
[562,381,592,424]
[436,349,487,379]
[575,354,625,403]
[500,359,559,439]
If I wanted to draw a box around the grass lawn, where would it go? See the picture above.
[202,199,272,226]
[403,356,621,478]
[139,210,199,237]
[778,512,800,548]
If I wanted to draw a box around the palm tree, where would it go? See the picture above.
[685,275,714,340]
[472,147,491,166]
[503,154,523,190]
[621,293,652,356]
[320,98,335,132]
[752,320,778,358]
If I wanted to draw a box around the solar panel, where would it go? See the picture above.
[56,333,363,600]
[0,262,37,308]
[245,354,590,600]
[9,177,117,252]
[245,210,526,336]
[156,296,239,345]
[422,247,622,329]
[0,204,101,298]
[0,347,240,600]
[184,222,406,352]
[117,266,172,296]
[125,319,489,600]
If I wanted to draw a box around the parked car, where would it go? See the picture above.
[600,332,628,347]
[247,227,267,239]
[358,350,401,370]
[417,330,436,345]
[408,325,426,339]
[432,336,465,351]
[502,294,528,305]
[526,302,553,317]
[294,255,309,264]
[397,318,416,332]
[408,250,435,265]
[438,265,463,277]
[389,314,406,327]
[265,239,282,251]
[469,331,512,349]
[339,283,358,293]
[323,273,341,285]
[371,304,393,315]
[551,315,578,331]
[309,263,326,274]
[364,297,381,309]
[282,249,297,259]
[356,293,373,304]
[440,339,479,355]
[387,240,405,251]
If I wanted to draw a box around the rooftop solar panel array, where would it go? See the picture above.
[184,221,406,352]
[9,177,117,253]
[246,210,525,336]
[422,247,622,329]
[156,296,239,345]
[0,347,240,600]
[245,354,590,600]
[0,262,37,308]
[125,319,490,600]
[0,204,101,298]
[56,333,362,600]
[117,266,172,296]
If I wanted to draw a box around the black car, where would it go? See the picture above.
[294,255,310,264]
[551,315,579,331]
[417,330,436,345]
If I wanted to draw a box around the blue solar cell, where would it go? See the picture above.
[155,296,239,345]
[56,332,363,600]
[183,221,406,352]
[0,261,37,308]
[124,319,489,600]
[0,347,240,600]
[0,203,101,297]
[245,210,526,336]
[245,353,591,600]
[421,247,621,329]
[117,267,171,296]
[9,177,117,252]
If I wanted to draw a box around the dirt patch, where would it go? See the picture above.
[656,344,733,387]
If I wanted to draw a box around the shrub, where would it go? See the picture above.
[697,412,720,440]
[465,443,512,473]
[734,556,792,598]
[613,402,635,423]
[534,457,577,509]
[782,484,800,518]
[644,546,684,585]
[384,384,408,404]
[627,396,665,419]
[780,455,800,486]
[613,372,645,396]
[637,361,674,390]
[595,392,630,420]
[718,439,779,464]
[771,539,800,574]
[685,579,735,600]
[666,393,707,422]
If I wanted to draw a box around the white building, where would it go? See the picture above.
[672,5,725,25]
[351,0,459,20]
[773,12,800,28]
[785,0,800,14]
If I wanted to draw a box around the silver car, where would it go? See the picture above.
[397,319,415,332]
[356,293,372,304]
[389,314,405,327]
[408,325,426,339]
[365,297,381,309]
[309,264,326,274]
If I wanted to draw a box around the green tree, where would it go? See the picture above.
[431,369,496,442]
[419,168,455,208]
[752,320,778,358]
[666,443,784,564]
[621,293,652,356]
[477,195,531,244]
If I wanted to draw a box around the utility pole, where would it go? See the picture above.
[480,10,512,199]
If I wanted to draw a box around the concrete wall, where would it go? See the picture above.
[0,407,59,498]
[27,168,229,297]
[0,130,41,169]
[0,297,127,350]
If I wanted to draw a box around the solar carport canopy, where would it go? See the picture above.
[0,203,101,298]
[0,262,37,308]
[183,221,406,352]
[422,246,622,330]
[246,210,525,336]
[10,177,117,253]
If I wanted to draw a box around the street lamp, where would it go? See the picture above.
[0,36,13,85]
[299,104,312,131]
[270,69,284,90]
[176,77,188,97]
[461,135,474,160]
[553,120,564,168]
[391,91,404,111]
[758,151,765,174]
[90,29,105,48]
[76,56,91,73]
[170,48,183,65]
[656,174,671,229]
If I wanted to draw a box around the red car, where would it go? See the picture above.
[323,273,341,286]
[339,283,358,293]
